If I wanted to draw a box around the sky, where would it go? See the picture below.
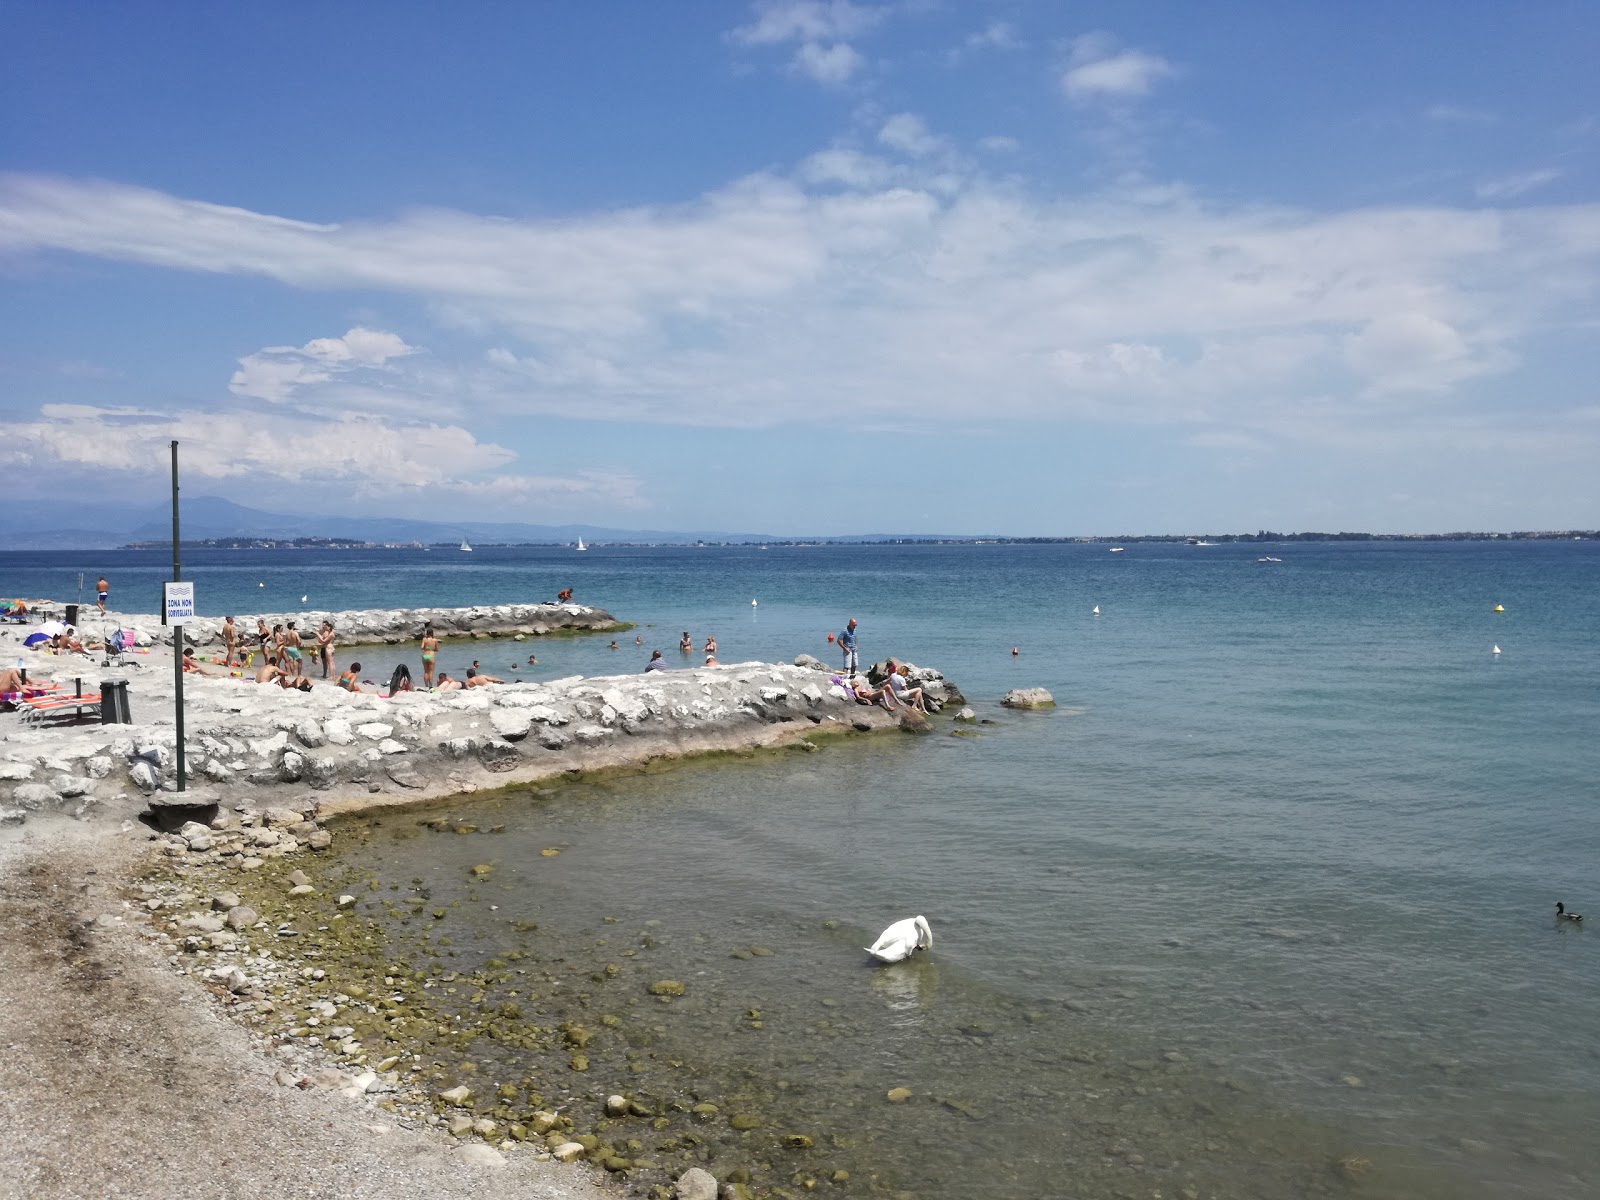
[2,1,1598,537]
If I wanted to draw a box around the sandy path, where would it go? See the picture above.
[0,817,616,1200]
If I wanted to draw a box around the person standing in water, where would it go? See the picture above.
[679,631,693,653]
[420,625,439,688]
[317,620,336,679]
[283,620,304,679]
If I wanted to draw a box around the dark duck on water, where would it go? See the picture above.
[1555,902,1583,923]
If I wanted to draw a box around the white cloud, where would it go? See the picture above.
[1344,312,1482,391]
[1061,34,1176,102]
[730,0,883,46]
[964,21,1023,53]
[791,41,863,85]
[3,168,1597,451]
[799,148,894,188]
[8,404,510,483]
[2,402,645,509]
[1475,168,1562,200]
[878,113,943,157]
[230,327,419,408]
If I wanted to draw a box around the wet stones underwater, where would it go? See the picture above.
[140,779,1448,1200]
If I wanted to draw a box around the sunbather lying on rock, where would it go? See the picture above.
[852,677,898,711]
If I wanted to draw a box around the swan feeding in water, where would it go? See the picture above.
[866,915,933,963]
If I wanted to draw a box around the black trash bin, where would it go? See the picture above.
[64,603,80,627]
[99,678,131,725]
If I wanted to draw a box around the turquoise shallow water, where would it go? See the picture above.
[6,541,1599,1195]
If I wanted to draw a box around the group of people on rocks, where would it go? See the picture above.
[218,616,339,683]
[185,609,930,710]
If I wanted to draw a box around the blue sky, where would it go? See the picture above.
[3,1,1597,536]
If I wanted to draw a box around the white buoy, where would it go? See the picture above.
[1492,644,1501,655]
[301,595,308,604]
[1092,605,1100,615]
[751,599,758,607]
[258,582,264,588]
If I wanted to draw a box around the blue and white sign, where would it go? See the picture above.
[163,581,196,626]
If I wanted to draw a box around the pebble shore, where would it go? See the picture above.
[0,602,963,1200]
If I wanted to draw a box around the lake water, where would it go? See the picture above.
[5,541,1599,1197]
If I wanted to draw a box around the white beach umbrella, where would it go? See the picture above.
[36,620,69,636]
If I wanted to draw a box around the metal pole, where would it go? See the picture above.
[171,439,186,792]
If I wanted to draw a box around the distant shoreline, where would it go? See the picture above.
[111,530,1598,551]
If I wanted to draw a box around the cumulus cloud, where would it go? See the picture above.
[1,401,645,509]
[730,0,883,86]
[1061,34,1176,101]
[791,40,863,85]
[878,113,943,157]
[730,0,882,46]
[229,327,419,411]
[3,167,1598,449]
[1344,312,1483,391]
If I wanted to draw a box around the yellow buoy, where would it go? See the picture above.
[1493,604,1504,612]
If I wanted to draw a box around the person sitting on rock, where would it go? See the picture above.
[336,663,362,692]
[181,647,212,675]
[557,588,574,602]
[644,649,667,672]
[883,660,928,713]
[704,653,721,667]
[256,654,284,685]
[464,667,504,688]
[387,663,415,696]
[435,672,463,691]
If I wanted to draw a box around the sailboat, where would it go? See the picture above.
[460,540,472,552]
[576,537,587,552]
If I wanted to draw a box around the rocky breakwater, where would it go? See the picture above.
[0,656,963,827]
[150,601,627,650]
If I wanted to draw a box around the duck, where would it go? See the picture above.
[1556,902,1582,923]
[866,915,933,963]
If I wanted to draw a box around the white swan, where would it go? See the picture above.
[866,915,933,963]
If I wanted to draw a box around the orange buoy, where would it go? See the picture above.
[1011,646,1020,656]
[826,632,835,642]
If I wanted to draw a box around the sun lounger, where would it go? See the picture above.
[20,691,101,723]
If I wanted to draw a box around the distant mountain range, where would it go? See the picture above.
[0,496,979,549]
